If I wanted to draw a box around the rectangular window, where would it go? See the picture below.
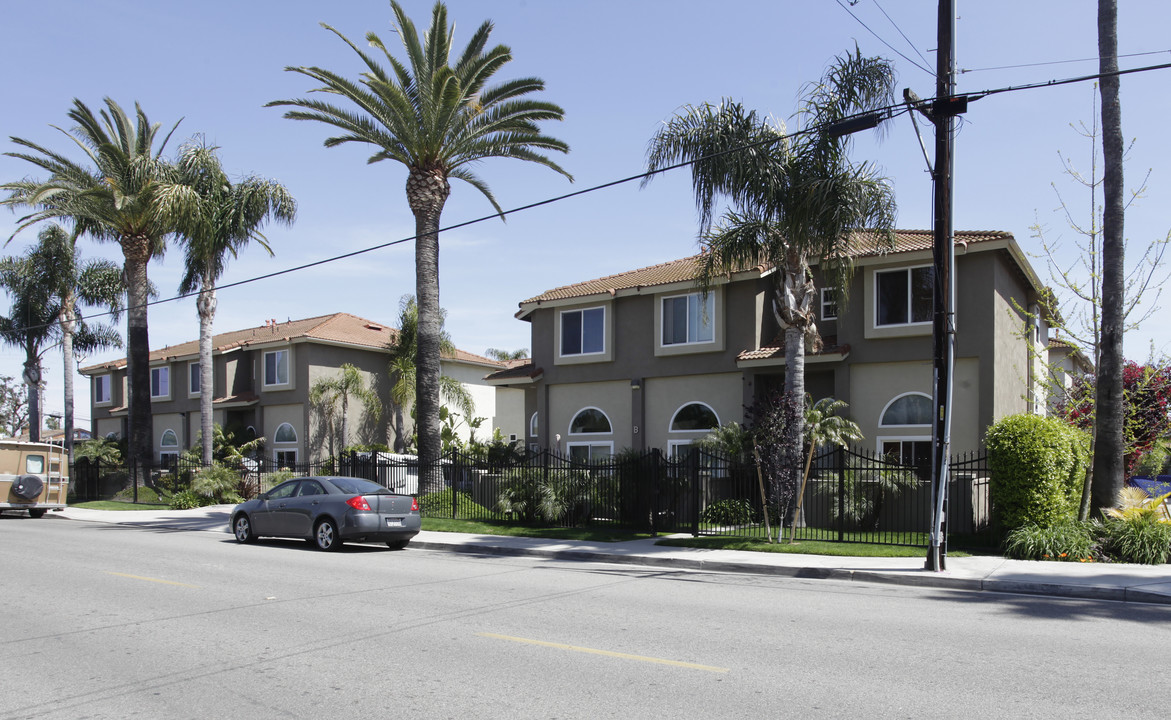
[159,451,179,470]
[189,363,200,395]
[150,367,170,399]
[876,266,933,326]
[661,292,714,345]
[275,449,298,469]
[94,375,111,405]
[821,288,838,320]
[561,307,605,356]
[567,442,612,463]
[264,350,289,386]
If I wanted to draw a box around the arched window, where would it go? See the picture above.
[159,429,179,467]
[569,407,611,435]
[529,412,538,438]
[880,393,932,427]
[160,429,178,447]
[274,422,298,443]
[669,402,720,432]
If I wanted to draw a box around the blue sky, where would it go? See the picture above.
[3,0,1170,430]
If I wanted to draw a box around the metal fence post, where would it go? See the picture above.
[836,445,845,543]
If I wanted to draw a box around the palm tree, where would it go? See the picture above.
[309,363,382,457]
[268,0,571,484]
[175,140,296,466]
[645,48,896,509]
[791,396,863,543]
[484,348,529,362]
[1092,0,1126,513]
[386,294,473,455]
[0,224,122,448]
[3,98,192,472]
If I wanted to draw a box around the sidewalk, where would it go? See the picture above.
[50,505,1171,605]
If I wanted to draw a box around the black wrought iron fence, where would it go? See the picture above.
[68,445,993,548]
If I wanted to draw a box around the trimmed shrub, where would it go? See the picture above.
[170,489,215,510]
[986,414,1089,533]
[701,498,754,526]
[190,465,244,505]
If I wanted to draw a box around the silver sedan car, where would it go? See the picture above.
[230,476,421,551]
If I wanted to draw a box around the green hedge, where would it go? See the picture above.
[986,414,1089,532]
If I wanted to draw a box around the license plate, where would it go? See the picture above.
[386,517,402,527]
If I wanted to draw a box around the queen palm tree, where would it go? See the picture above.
[268,0,571,484]
[645,48,897,508]
[3,98,192,472]
[0,224,122,449]
[386,294,473,456]
[309,363,382,456]
[175,141,297,466]
[791,396,862,543]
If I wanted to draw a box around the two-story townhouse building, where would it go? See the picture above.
[81,312,517,464]
[487,230,1052,464]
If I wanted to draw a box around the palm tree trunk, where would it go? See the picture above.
[198,279,216,467]
[1092,0,1125,512]
[60,305,77,463]
[340,392,350,452]
[392,405,406,453]
[123,236,154,481]
[24,355,40,442]
[407,168,450,493]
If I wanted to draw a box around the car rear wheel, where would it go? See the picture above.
[233,514,257,544]
[314,518,342,551]
[28,508,46,519]
[386,539,409,550]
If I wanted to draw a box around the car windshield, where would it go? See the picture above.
[325,476,391,496]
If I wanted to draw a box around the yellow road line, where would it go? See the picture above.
[104,571,199,589]
[476,632,729,673]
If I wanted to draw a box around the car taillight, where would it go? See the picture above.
[346,496,372,511]
[410,497,419,512]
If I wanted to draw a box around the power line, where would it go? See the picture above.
[834,0,934,77]
[873,0,933,72]
[5,60,1171,341]
[961,48,1171,74]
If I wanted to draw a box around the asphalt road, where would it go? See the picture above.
[3,516,1170,719]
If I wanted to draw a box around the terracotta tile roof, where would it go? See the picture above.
[79,312,503,372]
[522,229,1013,305]
[737,338,850,362]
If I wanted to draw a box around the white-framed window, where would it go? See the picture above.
[94,375,112,405]
[567,441,613,463]
[150,367,170,399]
[667,439,696,458]
[273,422,298,468]
[821,287,838,320]
[188,362,201,396]
[876,266,933,327]
[878,392,932,478]
[560,307,605,356]
[669,402,720,433]
[529,412,538,438]
[263,349,290,387]
[159,428,179,466]
[569,407,612,435]
[661,292,714,346]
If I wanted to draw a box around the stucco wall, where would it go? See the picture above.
[643,373,744,451]
[548,380,633,454]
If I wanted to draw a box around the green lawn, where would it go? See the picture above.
[656,535,971,558]
[421,517,654,542]
[70,500,171,511]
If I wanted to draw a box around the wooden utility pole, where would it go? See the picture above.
[926,0,957,571]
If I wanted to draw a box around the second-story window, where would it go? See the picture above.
[876,266,933,326]
[561,307,605,356]
[94,375,111,405]
[264,349,289,386]
[150,367,170,399]
[821,288,838,320]
[189,362,200,395]
[661,292,714,346]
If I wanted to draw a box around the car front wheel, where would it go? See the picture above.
[233,515,257,544]
[314,519,342,551]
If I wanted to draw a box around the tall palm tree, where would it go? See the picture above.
[309,363,382,456]
[268,0,571,483]
[645,48,897,505]
[386,294,473,454]
[175,141,297,466]
[0,224,122,448]
[3,98,192,472]
[1092,0,1126,512]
